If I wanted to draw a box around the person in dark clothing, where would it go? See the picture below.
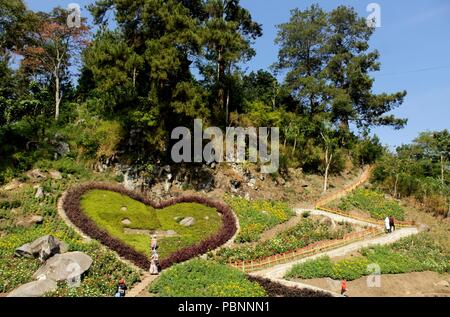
[115,279,127,297]
[389,216,395,232]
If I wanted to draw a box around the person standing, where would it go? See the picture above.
[151,234,158,251]
[341,279,348,296]
[115,279,127,297]
[149,250,160,275]
[389,216,395,232]
[384,216,391,233]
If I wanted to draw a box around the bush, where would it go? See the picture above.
[149,259,267,297]
[225,196,295,243]
[337,188,405,220]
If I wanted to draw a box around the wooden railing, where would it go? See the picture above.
[314,206,415,228]
[229,227,382,272]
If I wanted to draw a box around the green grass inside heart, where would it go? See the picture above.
[80,190,222,260]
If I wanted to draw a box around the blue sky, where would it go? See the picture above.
[25,0,450,149]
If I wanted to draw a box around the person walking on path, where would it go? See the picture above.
[389,216,395,232]
[151,234,158,251]
[149,250,160,275]
[341,279,348,296]
[384,216,391,233]
[115,279,127,297]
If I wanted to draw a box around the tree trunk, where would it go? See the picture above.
[54,73,61,121]
[393,174,399,199]
[323,148,333,193]
[292,138,297,155]
[225,88,230,125]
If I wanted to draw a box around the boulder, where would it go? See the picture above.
[27,169,47,180]
[33,252,92,282]
[15,235,64,262]
[2,179,24,191]
[55,141,70,156]
[7,279,58,297]
[48,170,62,180]
[248,178,257,188]
[121,218,132,226]
[276,177,286,186]
[16,215,44,228]
[34,186,44,199]
[180,217,196,227]
[418,223,431,232]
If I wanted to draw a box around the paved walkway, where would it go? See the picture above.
[125,273,157,297]
[251,226,418,280]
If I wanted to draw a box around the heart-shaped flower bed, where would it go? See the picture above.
[62,183,237,270]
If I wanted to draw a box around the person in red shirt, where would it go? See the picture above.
[341,279,348,296]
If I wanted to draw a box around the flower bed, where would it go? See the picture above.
[63,182,237,270]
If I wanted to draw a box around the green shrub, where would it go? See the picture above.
[149,259,266,297]
[286,257,333,280]
[225,196,295,243]
[337,188,405,220]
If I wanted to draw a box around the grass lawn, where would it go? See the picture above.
[80,190,222,260]
[327,188,405,221]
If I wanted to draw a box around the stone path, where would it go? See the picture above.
[251,225,418,280]
[125,273,157,297]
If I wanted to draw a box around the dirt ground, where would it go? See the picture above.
[296,271,450,297]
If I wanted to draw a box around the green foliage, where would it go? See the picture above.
[225,196,295,243]
[337,188,405,220]
[373,130,449,216]
[286,233,450,281]
[81,190,222,260]
[149,259,266,297]
[215,218,353,262]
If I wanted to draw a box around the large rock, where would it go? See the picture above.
[15,235,65,262]
[418,223,431,232]
[34,186,44,199]
[27,169,47,180]
[2,179,24,191]
[33,252,92,282]
[7,279,57,297]
[16,215,44,228]
[48,170,62,180]
[180,217,196,227]
[55,141,70,156]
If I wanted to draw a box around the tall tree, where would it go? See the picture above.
[275,5,407,135]
[200,0,262,124]
[87,0,210,157]
[19,8,89,120]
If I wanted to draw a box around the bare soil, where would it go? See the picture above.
[295,271,450,297]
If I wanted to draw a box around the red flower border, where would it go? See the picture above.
[63,182,237,270]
